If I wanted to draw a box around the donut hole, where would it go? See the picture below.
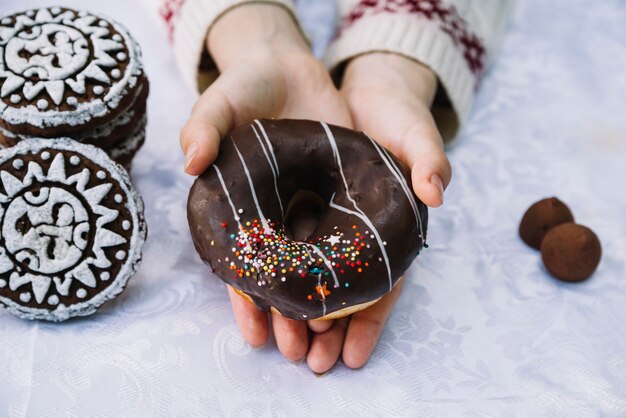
[284,189,326,241]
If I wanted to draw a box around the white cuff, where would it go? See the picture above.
[173,0,296,93]
[325,13,479,141]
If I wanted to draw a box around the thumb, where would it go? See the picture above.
[401,117,452,208]
[180,64,282,176]
[180,87,233,176]
[344,88,451,208]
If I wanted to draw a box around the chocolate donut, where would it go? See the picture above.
[187,119,428,320]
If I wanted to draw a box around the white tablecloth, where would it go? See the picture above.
[1,0,625,416]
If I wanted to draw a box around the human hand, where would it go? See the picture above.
[340,52,452,207]
[180,4,362,373]
[302,53,450,372]
[180,3,351,174]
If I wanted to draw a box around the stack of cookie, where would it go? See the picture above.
[0,6,148,170]
[0,7,148,322]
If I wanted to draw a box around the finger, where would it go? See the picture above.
[227,286,269,348]
[401,118,452,208]
[341,58,452,208]
[180,86,233,176]
[180,62,284,176]
[307,319,334,333]
[306,318,349,374]
[346,91,451,208]
[271,311,309,361]
[342,279,405,369]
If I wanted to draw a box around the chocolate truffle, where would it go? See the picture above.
[541,223,601,282]
[519,197,574,249]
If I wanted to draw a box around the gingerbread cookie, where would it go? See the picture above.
[0,7,149,171]
[0,138,146,321]
[108,113,147,169]
[0,7,145,136]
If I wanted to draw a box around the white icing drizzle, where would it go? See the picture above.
[303,243,340,289]
[253,120,280,176]
[232,140,271,233]
[301,246,327,316]
[321,121,394,291]
[213,165,243,231]
[366,135,425,241]
[251,123,283,215]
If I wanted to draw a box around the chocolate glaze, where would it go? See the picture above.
[187,119,428,320]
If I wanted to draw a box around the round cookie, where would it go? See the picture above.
[541,223,601,282]
[188,119,428,320]
[519,197,574,249]
[0,7,144,136]
[0,138,147,321]
[108,113,147,165]
[0,78,149,149]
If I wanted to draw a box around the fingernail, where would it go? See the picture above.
[250,343,266,351]
[313,370,329,377]
[430,174,444,204]
[288,357,305,365]
[184,141,199,171]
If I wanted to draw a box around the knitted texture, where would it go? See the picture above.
[145,0,297,90]
[325,0,511,139]
[144,0,510,139]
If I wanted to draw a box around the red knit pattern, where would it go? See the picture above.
[341,0,486,78]
[159,0,185,41]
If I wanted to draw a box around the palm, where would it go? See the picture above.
[229,52,351,127]
[181,47,413,373]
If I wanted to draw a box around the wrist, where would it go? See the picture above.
[343,52,438,107]
[208,3,309,70]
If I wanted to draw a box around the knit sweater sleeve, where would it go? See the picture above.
[142,0,297,93]
[325,0,512,140]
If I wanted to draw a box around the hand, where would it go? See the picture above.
[340,52,452,207]
[303,52,453,372]
[180,3,351,175]
[180,4,360,373]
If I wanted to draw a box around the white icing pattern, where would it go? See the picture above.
[232,140,271,233]
[251,122,283,215]
[0,151,126,305]
[320,121,394,291]
[0,138,146,322]
[0,7,143,128]
[366,135,425,241]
